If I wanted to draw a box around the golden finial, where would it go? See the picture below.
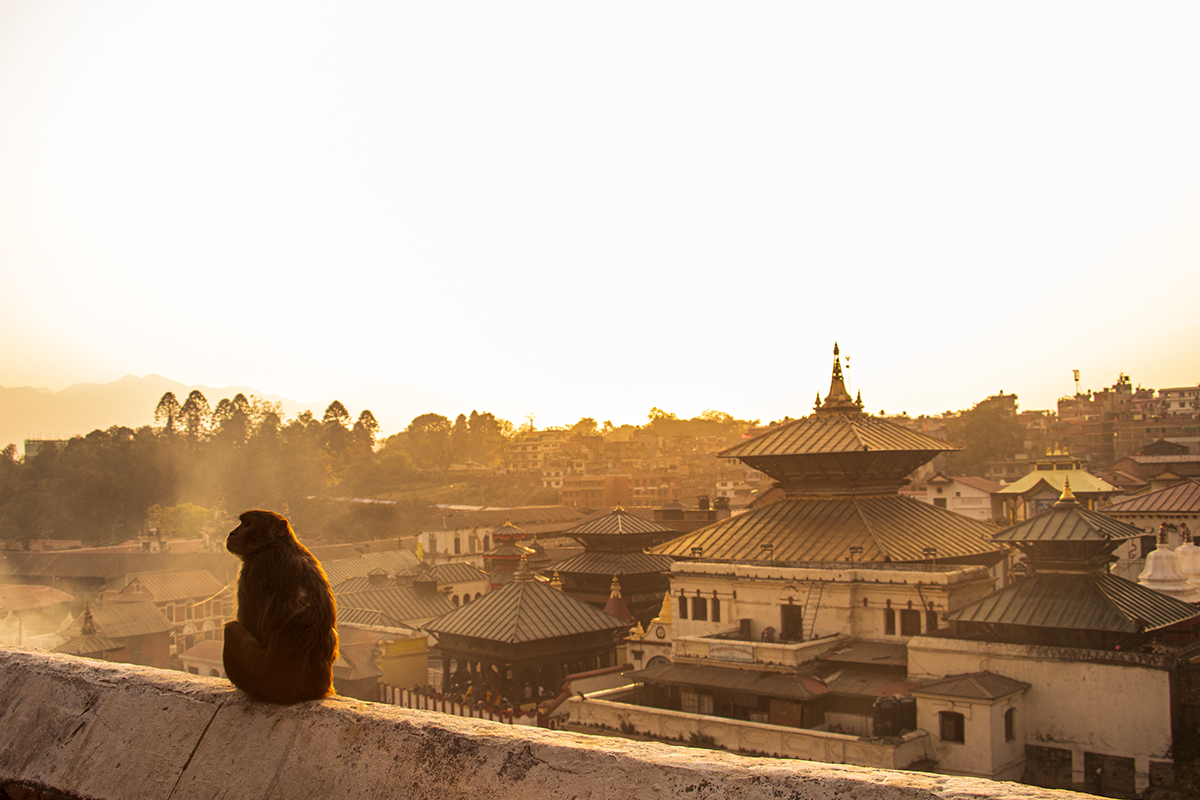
[816,341,857,413]
[1054,476,1078,507]
[550,570,563,590]
[610,575,623,598]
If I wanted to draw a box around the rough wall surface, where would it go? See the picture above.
[0,647,1094,800]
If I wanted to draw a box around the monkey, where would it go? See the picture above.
[223,509,338,704]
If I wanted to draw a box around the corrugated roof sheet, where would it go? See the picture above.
[56,633,124,656]
[651,494,1000,563]
[335,585,455,625]
[563,508,677,537]
[178,639,224,662]
[1104,479,1200,514]
[821,668,919,699]
[322,550,420,587]
[121,570,227,603]
[627,662,829,702]
[548,550,675,576]
[912,672,1029,700]
[338,606,411,630]
[946,573,1200,633]
[719,413,956,460]
[817,640,907,668]
[423,579,629,643]
[993,505,1144,543]
[428,562,489,584]
[85,602,174,638]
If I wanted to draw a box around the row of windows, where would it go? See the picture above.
[678,595,721,623]
[451,592,483,606]
[171,600,222,623]
[675,599,938,637]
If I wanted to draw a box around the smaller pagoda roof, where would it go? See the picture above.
[1104,478,1200,514]
[993,502,1145,544]
[423,569,629,644]
[334,585,455,624]
[947,572,1200,633]
[548,550,674,577]
[911,672,1029,701]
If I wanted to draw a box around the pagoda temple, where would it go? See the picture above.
[947,482,1200,650]
[549,506,676,626]
[423,559,631,706]
[483,520,550,588]
[653,344,1003,568]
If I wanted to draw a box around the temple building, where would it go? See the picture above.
[484,521,551,588]
[908,483,1200,794]
[423,560,631,707]
[547,506,676,626]
[996,447,1116,522]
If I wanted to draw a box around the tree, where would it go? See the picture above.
[179,390,210,443]
[945,396,1025,477]
[569,417,599,437]
[352,410,380,449]
[405,413,461,474]
[154,392,181,435]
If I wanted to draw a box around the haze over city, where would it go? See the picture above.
[3,3,1199,434]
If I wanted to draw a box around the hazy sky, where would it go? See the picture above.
[3,3,1199,432]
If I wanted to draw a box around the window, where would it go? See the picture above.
[691,597,708,621]
[711,597,721,623]
[900,609,922,636]
[1004,708,1016,742]
[939,711,965,743]
[452,595,460,606]
[884,609,896,635]
[454,536,461,555]
[678,595,688,619]
[926,610,939,632]
[933,498,947,508]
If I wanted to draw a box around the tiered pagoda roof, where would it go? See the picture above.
[424,563,630,645]
[948,484,1200,639]
[654,345,1001,565]
[564,506,679,552]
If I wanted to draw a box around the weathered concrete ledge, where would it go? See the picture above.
[0,647,1092,800]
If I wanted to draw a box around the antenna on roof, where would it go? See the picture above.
[1073,369,1081,395]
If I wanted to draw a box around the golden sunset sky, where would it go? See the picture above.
[2,2,1199,431]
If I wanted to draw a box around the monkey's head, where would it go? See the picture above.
[227,509,295,558]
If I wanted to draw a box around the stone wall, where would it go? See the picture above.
[0,647,1093,800]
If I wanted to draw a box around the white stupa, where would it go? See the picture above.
[1174,522,1200,588]
[1139,522,1200,602]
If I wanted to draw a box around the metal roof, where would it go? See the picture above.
[820,668,919,699]
[719,413,956,460]
[0,551,238,581]
[56,633,124,656]
[946,572,1200,633]
[563,508,677,537]
[334,585,455,625]
[83,602,174,638]
[1104,479,1200,514]
[651,494,1000,564]
[548,550,675,576]
[428,562,490,584]
[911,672,1030,700]
[178,639,225,662]
[997,469,1115,496]
[322,550,420,587]
[627,662,829,702]
[817,640,907,668]
[993,504,1145,543]
[120,570,227,603]
[423,578,629,643]
[337,606,411,630]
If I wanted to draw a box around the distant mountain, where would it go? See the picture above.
[0,375,463,455]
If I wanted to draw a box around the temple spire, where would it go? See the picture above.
[816,342,858,413]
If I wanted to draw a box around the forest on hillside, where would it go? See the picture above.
[0,391,757,547]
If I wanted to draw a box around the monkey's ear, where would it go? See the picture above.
[271,516,291,538]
